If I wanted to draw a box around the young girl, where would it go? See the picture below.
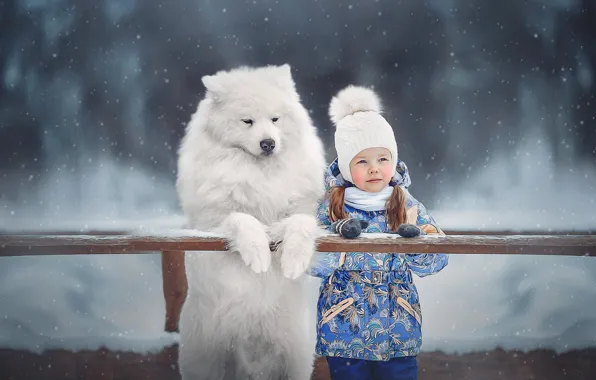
[307,86,449,380]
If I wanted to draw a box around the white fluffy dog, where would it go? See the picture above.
[176,64,326,379]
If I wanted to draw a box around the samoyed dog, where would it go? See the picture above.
[176,64,326,380]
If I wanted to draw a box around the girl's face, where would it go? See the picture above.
[349,147,393,192]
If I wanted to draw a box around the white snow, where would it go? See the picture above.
[360,233,443,240]
[131,227,224,239]
[416,254,596,354]
[0,253,178,354]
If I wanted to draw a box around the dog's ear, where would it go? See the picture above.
[270,64,296,93]
[275,64,292,78]
[201,75,226,99]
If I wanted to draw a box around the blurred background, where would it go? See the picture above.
[1,0,595,378]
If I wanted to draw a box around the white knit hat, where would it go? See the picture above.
[329,85,398,184]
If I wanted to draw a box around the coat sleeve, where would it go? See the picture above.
[402,192,449,278]
[305,198,342,278]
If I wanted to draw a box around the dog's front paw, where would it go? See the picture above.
[222,213,271,273]
[279,240,315,280]
[234,229,271,273]
[273,214,319,279]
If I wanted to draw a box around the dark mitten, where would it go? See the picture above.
[396,223,423,238]
[331,218,369,239]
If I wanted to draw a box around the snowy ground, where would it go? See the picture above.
[0,252,177,354]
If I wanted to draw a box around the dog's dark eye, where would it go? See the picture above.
[272,117,279,123]
[241,119,253,126]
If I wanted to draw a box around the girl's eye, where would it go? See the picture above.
[357,160,367,164]
[241,119,254,126]
[272,117,279,123]
[379,157,389,162]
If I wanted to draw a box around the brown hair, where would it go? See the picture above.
[327,185,407,231]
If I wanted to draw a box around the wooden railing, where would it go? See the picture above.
[2,231,595,332]
[2,233,595,256]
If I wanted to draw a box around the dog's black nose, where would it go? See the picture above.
[260,139,276,153]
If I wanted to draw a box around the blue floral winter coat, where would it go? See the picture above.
[306,159,449,361]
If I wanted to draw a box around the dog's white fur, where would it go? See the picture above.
[176,64,326,379]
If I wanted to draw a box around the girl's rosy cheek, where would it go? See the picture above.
[381,165,393,180]
[351,167,365,186]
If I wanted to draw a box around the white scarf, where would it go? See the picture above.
[344,186,393,212]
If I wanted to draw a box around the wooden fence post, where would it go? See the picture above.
[161,251,188,333]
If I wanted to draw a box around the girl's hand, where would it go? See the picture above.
[396,223,423,238]
[331,218,369,239]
